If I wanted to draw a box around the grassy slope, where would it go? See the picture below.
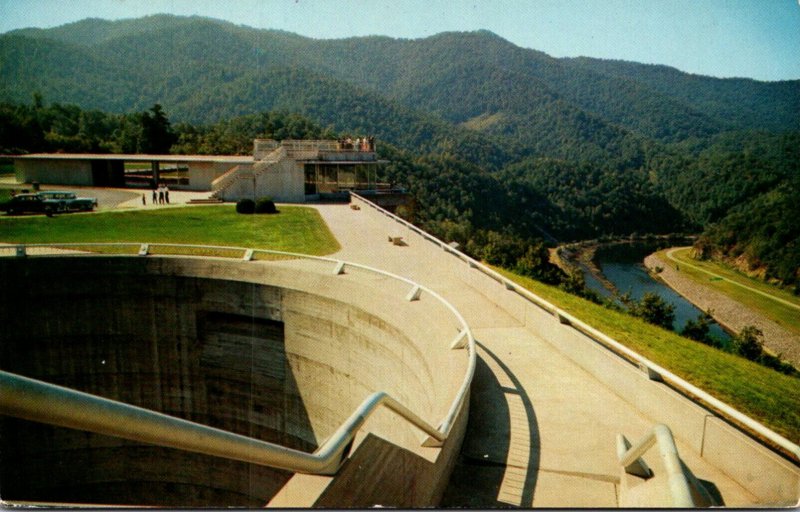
[0,205,340,255]
[494,266,800,444]
[663,248,800,336]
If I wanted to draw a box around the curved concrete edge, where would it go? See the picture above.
[0,254,474,508]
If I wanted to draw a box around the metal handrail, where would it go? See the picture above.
[349,192,800,462]
[0,371,441,475]
[618,424,696,507]
[2,242,475,462]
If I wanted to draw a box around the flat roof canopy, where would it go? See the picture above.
[304,160,390,165]
[14,153,254,164]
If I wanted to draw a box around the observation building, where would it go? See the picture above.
[12,138,391,202]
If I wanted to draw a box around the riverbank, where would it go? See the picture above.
[645,249,800,368]
[555,235,696,297]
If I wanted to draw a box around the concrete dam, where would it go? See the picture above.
[1,194,799,507]
[0,255,471,507]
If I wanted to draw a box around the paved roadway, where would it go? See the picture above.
[2,183,213,211]
[310,203,757,507]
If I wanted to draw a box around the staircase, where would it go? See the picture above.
[187,197,224,205]
[210,146,287,201]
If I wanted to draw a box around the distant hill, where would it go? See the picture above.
[1,15,798,285]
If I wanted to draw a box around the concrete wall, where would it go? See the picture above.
[0,256,469,507]
[254,160,305,203]
[15,158,93,186]
[186,161,247,191]
[217,157,305,203]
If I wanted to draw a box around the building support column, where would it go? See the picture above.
[151,161,160,186]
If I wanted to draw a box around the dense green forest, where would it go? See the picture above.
[1,14,798,289]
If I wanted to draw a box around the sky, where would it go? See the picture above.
[1,0,798,81]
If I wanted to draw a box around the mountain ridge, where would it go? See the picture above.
[1,15,797,285]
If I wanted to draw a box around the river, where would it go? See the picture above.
[584,242,731,343]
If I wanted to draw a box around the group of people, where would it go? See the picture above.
[142,184,170,205]
[338,136,375,152]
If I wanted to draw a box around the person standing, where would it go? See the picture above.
[158,185,165,205]
[152,188,157,204]
[164,185,170,204]
[142,194,146,206]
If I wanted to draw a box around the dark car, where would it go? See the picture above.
[1,193,48,215]
[2,191,97,215]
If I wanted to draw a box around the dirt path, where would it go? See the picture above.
[644,252,800,368]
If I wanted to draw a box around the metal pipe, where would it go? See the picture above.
[0,371,442,475]
[654,425,695,508]
[619,424,694,507]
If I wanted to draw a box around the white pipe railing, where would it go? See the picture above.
[1,242,475,462]
[618,424,697,507]
[0,371,442,476]
[349,192,800,463]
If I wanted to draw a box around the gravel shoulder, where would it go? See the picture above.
[644,251,800,367]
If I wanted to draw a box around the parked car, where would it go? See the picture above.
[37,191,98,212]
[1,191,97,215]
[1,193,48,215]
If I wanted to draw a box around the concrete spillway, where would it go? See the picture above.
[0,256,470,507]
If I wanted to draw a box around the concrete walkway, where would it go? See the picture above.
[311,203,758,507]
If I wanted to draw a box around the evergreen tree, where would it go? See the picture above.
[140,104,176,154]
[732,326,764,361]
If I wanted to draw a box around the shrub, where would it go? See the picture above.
[255,197,278,214]
[732,325,764,361]
[236,198,255,214]
[622,292,676,330]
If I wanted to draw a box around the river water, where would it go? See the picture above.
[585,242,731,343]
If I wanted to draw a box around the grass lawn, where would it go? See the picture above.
[494,266,800,445]
[662,248,800,337]
[0,205,340,256]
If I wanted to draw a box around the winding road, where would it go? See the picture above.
[666,248,800,312]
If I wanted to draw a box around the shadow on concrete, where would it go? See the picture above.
[313,433,437,508]
[440,340,540,507]
[699,478,725,507]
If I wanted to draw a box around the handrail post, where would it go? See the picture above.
[616,433,652,478]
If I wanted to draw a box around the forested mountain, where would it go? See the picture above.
[567,57,800,133]
[1,15,798,287]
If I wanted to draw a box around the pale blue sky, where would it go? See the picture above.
[1,0,798,81]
